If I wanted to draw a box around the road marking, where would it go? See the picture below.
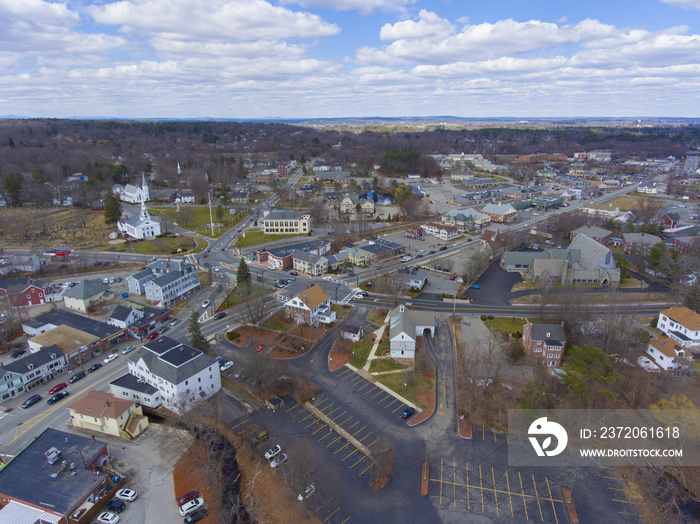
[466,463,470,510]
[327,435,343,448]
[479,465,484,513]
[318,431,333,442]
[440,459,443,505]
[287,403,303,413]
[532,474,543,521]
[611,499,637,504]
[305,419,321,430]
[316,398,330,408]
[324,507,341,521]
[493,467,498,515]
[340,517,351,524]
[519,472,528,520]
[546,477,559,524]
[357,382,373,392]
[359,462,374,476]
[350,455,366,468]
[346,421,359,431]
[299,412,315,423]
[342,448,359,462]
[334,442,351,454]
[312,424,327,436]
[362,386,377,396]
[506,470,514,517]
[453,459,457,507]
[493,428,497,442]
[371,390,384,399]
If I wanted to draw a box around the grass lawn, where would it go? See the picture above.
[350,336,374,369]
[487,317,527,336]
[366,308,388,326]
[101,235,200,254]
[235,229,301,248]
[331,303,352,320]
[369,358,406,373]
[262,311,290,332]
[150,206,249,238]
[376,373,434,410]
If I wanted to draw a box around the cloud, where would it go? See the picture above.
[380,10,454,41]
[279,0,415,15]
[661,0,700,10]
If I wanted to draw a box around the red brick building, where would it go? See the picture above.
[522,322,567,367]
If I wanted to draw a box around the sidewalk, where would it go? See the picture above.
[362,311,391,371]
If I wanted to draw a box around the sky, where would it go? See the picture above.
[2,0,700,119]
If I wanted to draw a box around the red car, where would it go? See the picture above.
[176,491,200,507]
[146,332,159,341]
[289,271,298,276]
[202,253,207,258]
[256,343,265,352]
[49,383,67,395]
[449,275,457,281]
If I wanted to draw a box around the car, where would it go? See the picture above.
[116,277,122,282]
[179,497,204,516]
[109,277,116,283]
[415,254,423,259]
[106,499,126,514]
[401,407,416,419]
[102,278,110,284]
[256,276,263,282]
[69,371,86,383]
[269,453,287,469]
[215,285,223,292]
[47,391,70,405]
[95,511,120,524]
[256,343,265,352]
[449,275,457,281]
[21,394,41,409]
[264,445,281,460]
[428,250,436,255]
[121,345,135,355]
[170,318,181,326]
[470,284,480,289]
[202,253,207,258]
[353,293,365,300]
[146,332,159,341]
[466,238,472,242]
[213,267,220,272]
[49,383,67,395]
[287,276,296,281]
[184,508,209,523]
[367,281,373,287]
[297,484,315,502]
[176,491,200,507]
[233,370,244,379]
[439,246,447,251]
[214,312,227,320]
[201,300,211,308]
[11,349,26,358]
[87,363,102,373]
[289,271,298,276]
[115,488,138,502]
[203,262,210,268]
[104,353,118,364]
[219,361,233,372]
[274,282,284,288]
[159,326,169,334]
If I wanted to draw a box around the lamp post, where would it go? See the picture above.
[567,473,577,503]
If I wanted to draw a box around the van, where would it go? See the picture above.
[250,429,269,446]
[106,500,126,514]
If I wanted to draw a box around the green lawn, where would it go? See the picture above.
[486,317,527,336]
[331,303,352,320]
[102,235,200,254]
[262,311,290,332]
[376,372,433,410]
[369,358,406,373]
[350,336,375,369]
[235,229,301,248]
[150,206,249,238]
[366,308,388,326]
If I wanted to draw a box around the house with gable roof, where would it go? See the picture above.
[63,279,113,313]
[285,283,336,326]
[0,277,51,307]
[523,322,567,367]
[389,305,436,360]
[127,258,200,307]
[68,390,149,440]
[657,306,700,349]
[0,347,68,403]
[646,337,693,371]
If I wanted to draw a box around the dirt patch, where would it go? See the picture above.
[172,442,218,524]
[458,419,472,439]
[329,338,351,371]
[408,390,435,427]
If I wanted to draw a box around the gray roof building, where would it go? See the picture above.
[62,279,109,300]
[529,323,567,345]
[22,310,123,340]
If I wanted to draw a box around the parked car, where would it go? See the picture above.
[297,484,315,502]
[214,312,227,320]
[49,383,67,395]
[439,246,447,251]
[116,277,122,282]
[159,326,169,334]
[115,488,138,502]
[202,253,207,258]
[21,394,42,409]
[11,349,26,359]
[289,271,298,276]
[104,353,118,364]
[449,275,457,281]
[106,499,126,514]
[469,284,480,289]
[269,453,287,469]
[170,317,181,326]
[264,444,281,460]
[287,276,296,281]
[256,343,265,352]
[69,371,86,383]
[184,508,209,524]
[415,254,423,259]
[146,332,159,341]
[179,498,204,517]
[95,512,120,524]
[201,300,211,308]
[176,491,200,507]
[47,391,70,405]
[428,250,436,254]
[109,277,116,283]
[87,363,102,373]
[219,361,233,372]
[121,345,135,355]
[401,407,416,419]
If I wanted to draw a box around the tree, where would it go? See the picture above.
[634,197,664,226]
[4,173,23,206]
[215,204,225,222]
[560,344,622,406]
[236,258,251,289]
[188,311,210,351]
[684,282,700,312]
[103,192,122,225]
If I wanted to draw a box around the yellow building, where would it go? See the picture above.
[68,390,149,440]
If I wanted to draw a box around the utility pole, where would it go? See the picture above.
[208,192,215,236]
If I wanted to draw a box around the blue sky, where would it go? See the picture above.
[2,0,700,119]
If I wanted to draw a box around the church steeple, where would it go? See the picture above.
[139,200,149,221]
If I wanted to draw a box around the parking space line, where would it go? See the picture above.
[314,497,332,512]
[466,463,470,510]
[334,442,351,455]
[365,438,378,449]
[305,419,322,430]
[358,432,373,443]
[299,412,315,423]
[356,382,373,392]
[326,407,343,418]
[231,420,249,430]
[359,462,374,476]
[340,516,351,524]
[391,404,405,414]
[607,487,626,492]
[351,426,366,437]
[440,459,443,505]
[602,476,619,480]
[312,424,327,436]
[337,368,353,377]
[546,477,559,524]
[316,398,330,409]
[453,459,456,507]
[346,420,359,431]
[286,403,303,413]
[324,507,341,521]
[492,467,498,515]
[532,474,543,521]
[319,431,334,442]
[327,435,344,448]
[362,386,378,396]
[611,499,637,504]
[342,448,359,462]
[493,428,497,442]
[371,389,384,399]
[384,398,398,408]
[377,393,391,404]
[506,469,514,517]
[351,455,368,468]
[519,472,528,520]
[479,465,484,513]
[336,414,353,426]
[482,425,485,440]
[350,375,365,386]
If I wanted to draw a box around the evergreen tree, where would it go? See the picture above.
[237,257,251,288]
[103,192,122,225]
[215,204,225,222]
[3,173,23,206]
[188,311,210,351]
[685,282,700,313]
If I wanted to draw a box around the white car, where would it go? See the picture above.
[201,300,211,308]
[297,484,315,502]
[219,361,233,372]
[264,445,281,460]
[95,512,120,524]
[121,345,135,355]
[269,453,287,469]
[115,488,138,502]
[103,354,118,364]
[179,497,204,516]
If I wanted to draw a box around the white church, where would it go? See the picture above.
[120,173,151,204]
[117,175,161,239]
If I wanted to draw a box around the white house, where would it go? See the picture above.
[423,222,460,241]
[395,268,428,290]
[117,201,162,240]
[0,347,68,404]
[125,336,220,413]
[127,259,200,307]
[657,307,700,349]
[646,337,693,371]
[388,305,435,360]
[284,284,336,326]
[120,174,151,204]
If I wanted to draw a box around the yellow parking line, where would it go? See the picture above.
[346,421,359,431]
[466,463,470,510]
[305,419,321,430]
[506,432,509,444]
[351,426,366,437]
[340,516,351,524]
[493,467,498,515]
[338,368,352,377]
[325,406,342,417]
[612,499,637,504]
[319,431,333,442]
[327,435,343,448]
[482,426,485,440]
[365,438,378,449]
[299,412,315,423]
[377,393,390,404]
[371,390,384,399]
[342,448,359,462]
[312,424,327,435]
[391,404,405,414]
[359,462,374,476]
[336,415,353,426]
[231,420,248,430]
[506,470,514,517]
[351,455,367,468]
[519,471,528,520]
[493,428,497,442]
[384,398,399,408]
[362,386,377,396]
[350,375,365,385]
[357,382,373,392]
[532,474,543,521]
[324,507,341,521]
[440,459,443,505]
[286,403,302,413]
[479,465,484,513]
[334,442,351,454]
[607,487,626,492]
[602,476,619,480]
[546,477,559,524]
[453,459,456,507]
[358,433,373,442]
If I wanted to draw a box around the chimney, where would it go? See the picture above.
[308,282,312,289]
[289,292,293,299]
[322,285,325,291]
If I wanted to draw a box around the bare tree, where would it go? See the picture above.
[242,284,268,325]
[285,437,339,516]
[370,437,394,490]
[634,197,664,226]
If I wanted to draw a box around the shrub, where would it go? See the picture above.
[650,316,659,328]
[513,331,523,339]
[487,315,494,320]
[480,314,487,321]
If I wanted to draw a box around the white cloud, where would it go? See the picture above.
[380,10,453,41]
[279,0,415,15]
[661,0,700,10]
